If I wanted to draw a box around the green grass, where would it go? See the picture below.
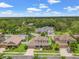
[3,52,25,55]
[34,48,59,55]
[55,31,63,35]
[48,37,52,45]
[70,44,79,56]
[73,44,79,56]
[35,50,56,53]
[6,44,27,52]
[55,30,71,35]
[61,56,66,59]
[34,56,47,59]
[34,53,59,56]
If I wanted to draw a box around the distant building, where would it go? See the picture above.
[36,26,54,36]
[28,36,51,48]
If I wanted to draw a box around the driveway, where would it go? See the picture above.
[59,48,72,56]
[0,48,5,53]
[24,49,34,56]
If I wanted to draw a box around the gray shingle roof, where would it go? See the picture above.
[36,26,54,33]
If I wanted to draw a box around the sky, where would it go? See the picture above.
[0,0,79,17]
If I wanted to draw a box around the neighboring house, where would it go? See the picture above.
[28,36,51,48]
[72,34,79,39]
[36,26,54,36]
[1,35,23,47]
[54,34,75,48]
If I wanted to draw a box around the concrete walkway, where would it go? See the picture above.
[59,48,72,56]
[24,49,34,56]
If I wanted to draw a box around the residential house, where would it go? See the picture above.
[28,36,51,48]
[1,35,23,47]
[54,34,75,48]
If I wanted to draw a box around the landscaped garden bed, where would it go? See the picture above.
[2,44,27,56]
[68,40,79,56]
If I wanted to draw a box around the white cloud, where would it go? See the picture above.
[0,2,13,8]
[26,8,42,13]
[42,8,61,16]
[64,6,79,11]
[0,10,23,17]
[39,4,48,8]
[48,0,60,4]
[46,9,52,12]
[52,11,61,15]
[1,10,13,15]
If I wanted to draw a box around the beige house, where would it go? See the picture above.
[0,35,23,47]
[28,36,50,48]
[54,34,75,48]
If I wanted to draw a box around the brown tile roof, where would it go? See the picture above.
[73,34,79,38]
[54,34,74,46]
[54,34,72,41]
[3,35,22,46]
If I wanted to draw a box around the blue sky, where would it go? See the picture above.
[0,0,79,17]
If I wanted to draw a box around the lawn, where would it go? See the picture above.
[34,50,57,53]
[73,53,79,56]
[34,56,47,59]
[55,30,71,35]
[34,50,59,56]
[6,44,27,52]
[55,31,63,35]
[3,52,25,56]
[34,53,59,56]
